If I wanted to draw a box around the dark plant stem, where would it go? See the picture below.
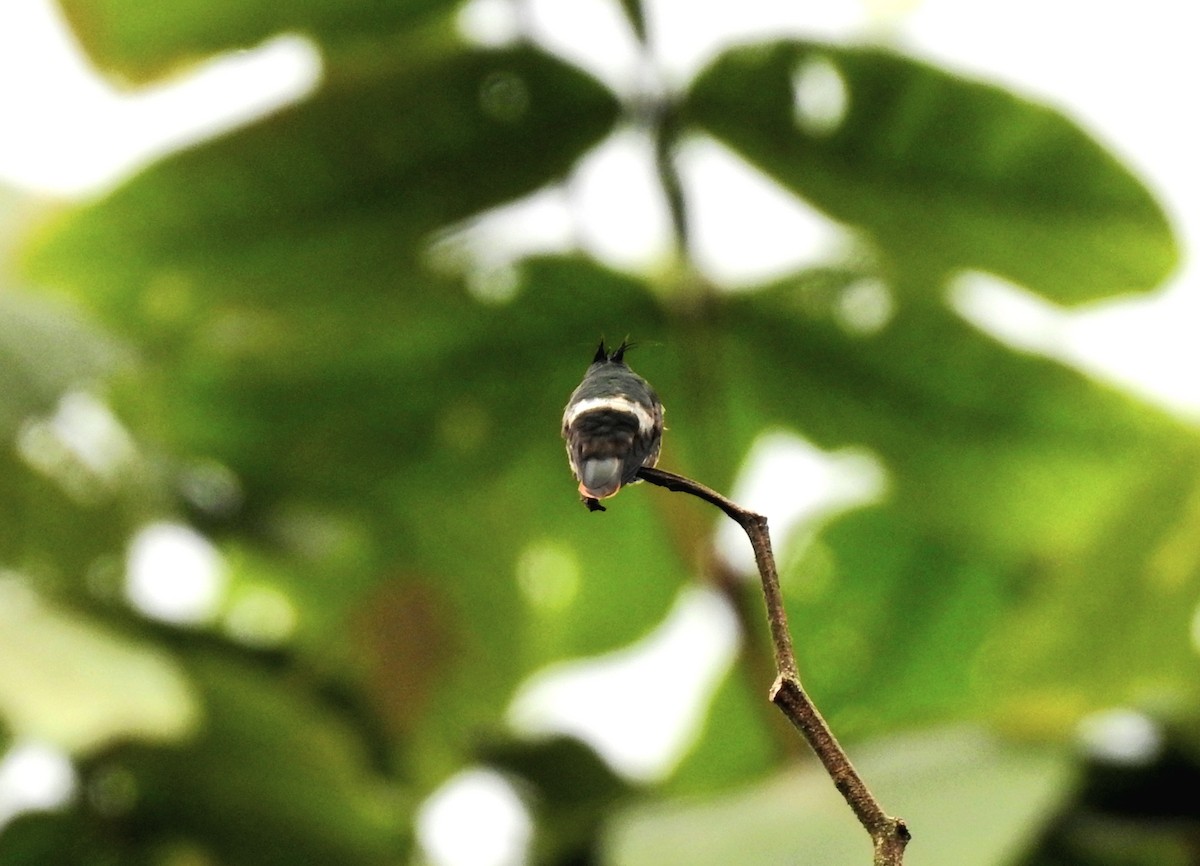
[653,107,691,259]
[637,466,911,866]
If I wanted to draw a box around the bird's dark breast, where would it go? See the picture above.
[571,409,640,449]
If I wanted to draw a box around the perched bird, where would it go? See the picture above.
[562,339,664,510]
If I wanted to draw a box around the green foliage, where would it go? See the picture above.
[684,41,1179,300]
[56,0,460,83]
[0,2,1195,864]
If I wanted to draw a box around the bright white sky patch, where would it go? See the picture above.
[716,432,887,575]
[525,0,643,95]
[456,0,522,48]
[428,187,577,280]
[952,272,1200,421]
[646,0,866,88]
[570,125,675,271]
[508,587,738,782]
[678,135,848,288]
[0,0,320,197]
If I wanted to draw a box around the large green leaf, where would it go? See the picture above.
[56,0,459,82]
[726,284,1199,562]
[19,250,698,787]
[15,38,631,793]
[683,41,1178,301]
[741,285,1200,723]
[22,45,619,314]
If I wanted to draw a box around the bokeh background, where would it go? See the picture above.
[2,1,1199,864]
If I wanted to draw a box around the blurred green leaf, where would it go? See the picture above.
[17,253,693,787]
[0,809,144,866]
[56,0,460,82]
[21,45,619,314]
[0,643,407,866]
[727,286,1198,562]
[783,506,1014,737]
[606,727,1073,866]
[663,279,1200,785]
[80,647,408,866]
[683,41,1178,301]
[0,585,197,753]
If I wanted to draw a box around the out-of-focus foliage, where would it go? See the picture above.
[0,1,1195,864]
[684,41,1177,301]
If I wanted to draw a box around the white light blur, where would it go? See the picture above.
[456,0,522,47]
[0,0,321,197]
[570,126,675,271]
[0,741,77,830]
[949,274,1067,355]
[792,55,850,137]
[16,391,138,501]
[951,273,1200,420]
[508,587,739,782]
[836,277,894,334]
[1076,708,1163,766]
[427,187,577,282]
[416,768,533,866]
[44,391,137,481]
[715,432,887,575]
[125,522,227,625]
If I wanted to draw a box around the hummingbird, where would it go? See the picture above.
[562,339,664,511]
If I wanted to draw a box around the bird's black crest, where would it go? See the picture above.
[593,337,633,365]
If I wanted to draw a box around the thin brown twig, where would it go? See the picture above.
[708,555,807,759]
[637,466,911,866]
